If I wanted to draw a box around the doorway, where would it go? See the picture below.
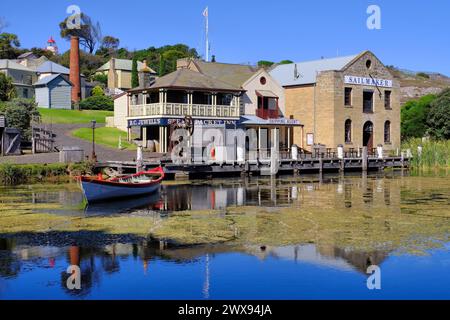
[363,121,374,151]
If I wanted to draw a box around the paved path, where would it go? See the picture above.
[0,124,164,164]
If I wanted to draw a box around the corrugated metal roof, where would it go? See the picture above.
[0,59,35,72]
[269,54,359,87]
[192,60,258,87]
[146,68,242,92]
[97,59,156,73]
[36,61,70,74]
[34,74,72,86]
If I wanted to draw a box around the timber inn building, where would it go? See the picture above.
[113,51,399,159]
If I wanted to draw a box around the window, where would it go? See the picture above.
[384,90,391,109]
[366,59,372,69]
[384,121,391,143]
[23,88,28,98]
[344,87,352,106]
[363,90,374,113]
[345,119,352,143]
[260,77,267,85]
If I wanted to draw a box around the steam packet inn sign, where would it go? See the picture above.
[128,118,239,129]
[344,75,393,88]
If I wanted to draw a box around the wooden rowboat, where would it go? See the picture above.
[78,167,165,204]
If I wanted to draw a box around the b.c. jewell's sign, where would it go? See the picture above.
[344,75,393,88]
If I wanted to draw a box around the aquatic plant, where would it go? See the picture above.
[402,139,450,168]
[0,162,94,185]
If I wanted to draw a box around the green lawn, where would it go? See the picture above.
[72,127,137,150]
[39,108,113,124]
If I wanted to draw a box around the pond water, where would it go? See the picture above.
[0,172,448,300]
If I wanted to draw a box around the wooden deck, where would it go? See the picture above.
[95,155,410,180]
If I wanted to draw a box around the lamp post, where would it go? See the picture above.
[91,120,97,162]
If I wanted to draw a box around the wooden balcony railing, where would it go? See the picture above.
[129,103,240,118]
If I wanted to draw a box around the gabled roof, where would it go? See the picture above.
[0,59,34,72]
[97,58,156,73]
[36,61,70,74]
[17,52,38,60]
[135,68,242,92]
[269,53,361,87]
[189,60,258,87]
[34,74,72,87]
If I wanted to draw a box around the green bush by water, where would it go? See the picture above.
[0,162,94,185]
[402,139,450,168]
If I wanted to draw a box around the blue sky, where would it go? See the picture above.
[1,0,449,75]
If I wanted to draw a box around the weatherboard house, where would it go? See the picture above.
[113,59,302,156]
[34,74,73,110]
[270,50,400,152]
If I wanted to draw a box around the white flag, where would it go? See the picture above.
[203,7,208,17]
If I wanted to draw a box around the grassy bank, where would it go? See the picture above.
[402,139,450,168]
[39,108,113,124]
[0,162,93,185]
[72,127,137,150]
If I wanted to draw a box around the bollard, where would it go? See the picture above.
[377,144,384,159]
[291,144,298,161]
[362,147,368,172]
[337,144,344,159]
[237,145,245,164]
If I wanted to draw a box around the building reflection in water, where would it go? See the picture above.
[0,172,407,297]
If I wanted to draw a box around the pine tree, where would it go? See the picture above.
[159,55,166,77]
[131,57,139,88]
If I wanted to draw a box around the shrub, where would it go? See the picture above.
[0,73,16,101]
[92,73,108,86]
[79,95,114,111]
[0,163,69,185]
[0,98,39,141]
[91,85,105,96]
[416,72,430,79]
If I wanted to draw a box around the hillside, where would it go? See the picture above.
[387,67,450,104]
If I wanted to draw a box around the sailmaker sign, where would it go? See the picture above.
[344,75,393,88]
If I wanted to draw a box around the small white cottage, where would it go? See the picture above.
[34,74,73,109]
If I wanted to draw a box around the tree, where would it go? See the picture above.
[0,98,39,141]
[96,36,120,58]
[427,89,450,140]
[91,85,104,96]
[279,60,294,65]
[258,60,274,68]
[158,55,166,77]
[51,49,104,79]
[131,57,139,88]
[0,73,16,101]
[59,13,102,54]
[0,33,21,59]
[401,94,436,140]
[92,73,108,86]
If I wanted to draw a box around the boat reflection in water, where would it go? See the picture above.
[84,192,162,216]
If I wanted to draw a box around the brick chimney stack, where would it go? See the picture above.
[70,36,81,105]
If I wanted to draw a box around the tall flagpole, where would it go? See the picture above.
[204,7,209,62]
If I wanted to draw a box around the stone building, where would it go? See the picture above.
[270,51,400,153]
